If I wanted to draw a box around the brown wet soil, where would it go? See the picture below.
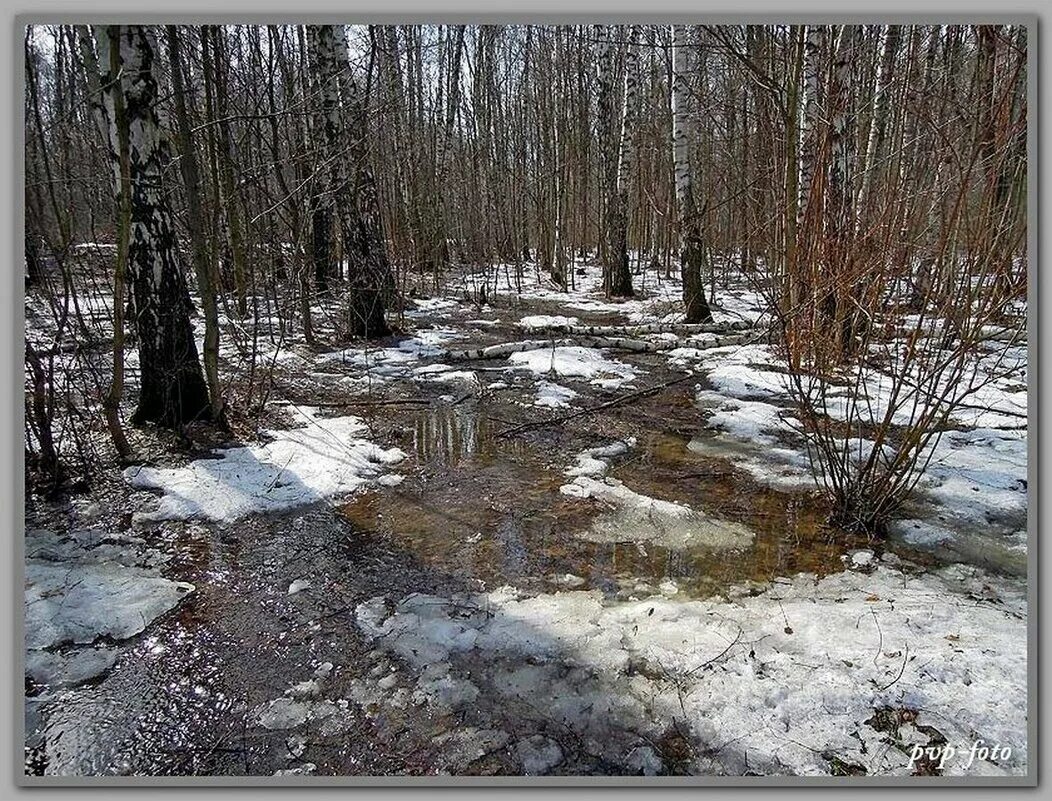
[25,503,545,777]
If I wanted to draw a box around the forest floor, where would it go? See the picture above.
[24,255,1028,777]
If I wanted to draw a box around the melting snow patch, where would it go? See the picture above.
[508,346,637,389]
[559,441,752,550]
[405,298,460,318]
[253,692,355,738]
[433,728,511,772]
[687,435,814,492]
[561,476,754,550]
[124,406,405,523]
[25,647,119,688]
[918,428,1027,530]
[564,439,636,478]
[518,314,580,330]
[413,364,480,385]
[23,528,194,687]
[274,763,316,776]
[704,344,791,399]
[25,563,194,650]
[319,346,418,378]
[318,326,462,379]
[890,519,956,547]
[535,380,578,408]
[257,699,310,730]
[844,549,875,572]
[412,663,480,709]
[353,561,1026,776]
[513,735,564,774]
[697,391,793,446]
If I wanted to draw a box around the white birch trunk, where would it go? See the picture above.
[307,24,393,338]
[95,25,211,426]
[671,25,712,323]
[616,25,640,199]
[671,25,692,215]
[858,24,901,219]
[797,25,824,228]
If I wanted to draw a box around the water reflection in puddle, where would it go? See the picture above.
[412,402,490,465]
[343,401,868,600]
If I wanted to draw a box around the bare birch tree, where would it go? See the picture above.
[94,25,212,427]
[671,25,713,323]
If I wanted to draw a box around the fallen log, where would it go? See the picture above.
[496,372,697,438]
[519,320,752,336]
[444,331,755,361]
[283,395,433,409]
[445,336,669,360]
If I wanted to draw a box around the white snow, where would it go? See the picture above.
[354,560,1027,776]
[124,406,406,523]
[704,343,791,399]
[518,314,580,330]
[918,428,1027,528]
[697,391,793,446]
[564,439,635,478]
[534,380,578,408]
[559,440,753,550]
[848,549,875,568]
[287,578,312,595]
[413,363,480,386]
[25,562,194,650]
[508,346,637,388]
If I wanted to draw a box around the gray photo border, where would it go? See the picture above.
[4,1,1043,794]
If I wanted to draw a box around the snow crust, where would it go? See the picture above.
[534,380,578,408]
[559,441,754,550]
[24,528,195,690]
[508,346,637,389]
[354,560,1026,776]
[124,406,405,523]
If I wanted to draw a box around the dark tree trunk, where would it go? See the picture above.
[168,24,226,425]
[101,26,211,427]
[681,225,713,324]
[307,24,392,339]
[24,228,41,286]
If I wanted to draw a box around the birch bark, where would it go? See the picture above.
[672,25,713,323]
[95,25,211,426]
